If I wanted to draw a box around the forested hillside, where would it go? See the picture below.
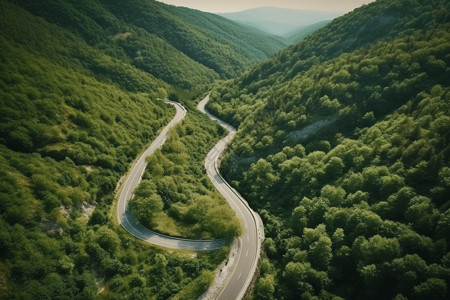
[0,0,269,298]
[208,0,450,298]
[12,0,286,89]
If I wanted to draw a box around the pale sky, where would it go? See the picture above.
[156,0,375,13]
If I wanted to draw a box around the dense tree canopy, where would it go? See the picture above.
[208,0,450,299]
[2,0,450,298]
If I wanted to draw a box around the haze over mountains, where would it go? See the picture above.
[219,7,341,37]
[1,0,449,299]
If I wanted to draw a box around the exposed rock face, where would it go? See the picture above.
[81,201,96,218]
[287,115,338,142]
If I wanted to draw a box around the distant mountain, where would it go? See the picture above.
[219,7,341,36]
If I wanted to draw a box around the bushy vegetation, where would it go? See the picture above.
[208,0,450,299]
[129,108,241,240]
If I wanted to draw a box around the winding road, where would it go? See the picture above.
[117,100,228,250]
[117,96,264,299]
[199,95,264,300]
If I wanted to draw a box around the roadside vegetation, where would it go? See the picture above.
[129,107,241,240]
[208,0,450,299]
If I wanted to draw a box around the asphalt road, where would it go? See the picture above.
[198,95,264,300]
[117,100,228,251]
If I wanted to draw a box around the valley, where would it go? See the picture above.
[1,0,449,299]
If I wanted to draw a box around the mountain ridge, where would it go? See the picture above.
[13,0,286,89]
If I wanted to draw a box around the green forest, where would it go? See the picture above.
[0,0,259,298]
[1,0,449,299]
[207,0,450,299]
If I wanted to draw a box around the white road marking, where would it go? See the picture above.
[119,96,263,300]
[199,95,263,300]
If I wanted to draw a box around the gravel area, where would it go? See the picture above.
[201,239,240,300]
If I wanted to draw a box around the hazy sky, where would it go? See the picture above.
[156,0,375,13]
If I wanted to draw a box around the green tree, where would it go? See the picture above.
[129,193,164,226]
[320,185,346,206]
[290,206,308,235]
[413,278,447,300]
[256,274,275,300]
[284,262,308,285]
[264,238,278,258]
[307,235,333,270]
[359,235,401,266]
[95,226,120,253]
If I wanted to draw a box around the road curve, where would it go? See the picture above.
[117,100,228,251]
[198,95,265,300]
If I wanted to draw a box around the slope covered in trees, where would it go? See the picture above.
[207,0,450,298]
[13,0,286,89]
[0,0,256,298]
